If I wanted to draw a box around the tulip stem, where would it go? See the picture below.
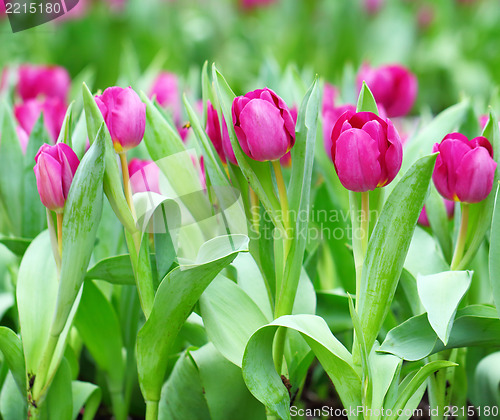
[119,152,137,220]
[355,192,370,310]
[56,212,63,257]
[272,161,291,251]
[451,203,469,270]
[250,188,260,233]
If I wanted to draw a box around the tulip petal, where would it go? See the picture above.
[435,138,471,199]
[239,98,290,161]
[455,147,497,203]
[334,128,381,192]
[383,119,403,185]
[35,153,65,210]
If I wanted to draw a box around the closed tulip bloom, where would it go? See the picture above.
[150,72,180,120]
[232,88,295,162]
[95,86,146,152]
[357,64,417,117]
[14,98,67,143]
[418,199,455,227]
[432,133,497,203]
[34,143,80,212]
[17,65,71,102]
[331,111,403,192]
[128,158,161,194]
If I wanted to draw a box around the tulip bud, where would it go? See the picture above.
[14,98,67,143]
[232,88,295,162]
[331,111,403,192]
[432,133,497,203]
[128,158,161,194]
[16,126,29,154]
[34,143,80,212]
[357,64,417,118]
[95,86,146,152]
[150,72,181,120]
[17,65,71,102]
[418,199,455,227]
[206,101,237,165]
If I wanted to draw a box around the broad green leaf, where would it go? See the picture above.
[404,227,448,277]
[0,237,31,256]
[191,344,266,420]
[51,125,106,336]
[159,350,211,420]
[44,358,72,420]
[380,305,500,361]
[71,381,101,420]
[474,352,500,418]
[489,184,500,319]
[0,327,26,399]
[0,101,24,236]
[0,372,26,420]
[17,231,58,373]
[200,276,270,367]
[417,271,472,345]
[242,314,361,420]
[23,116,49,239]
[73,281,125,393]
[136,235,248,403]
[316,291,352,333]
[385,361,457,420]
[358,154,437,351]
[85,254,137,285]
[356,81,379,114]
[56,102,74,146]
[82,83,136,234]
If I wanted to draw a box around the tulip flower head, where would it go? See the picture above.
[232,88,295,162]
[95,86,146,153]
[17,65,71,102]
[128,158,161,194]
[418,199,455,227]
[331,111,403,192]
[34,143,80,212]
[206,101,237,165]
[432,133,497,203]
[357,64,417,118]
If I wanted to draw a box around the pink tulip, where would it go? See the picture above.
[14,98,67,143]
[432,133,497,203]
[128,158,161,194]
[418,199,455,227]
[357,64,418,118]
[364,0,384,15]
[95,86,146,152]
[241,0,278,10]
[16,126,29,154]
[331,111,403,192]
[150,72,181,122]
[232,88,295,162]
[34,143,80,212]
[17,65,71,102]
[206,101,237,165]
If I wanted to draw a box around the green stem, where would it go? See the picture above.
[56,212,63,258]
[357,192,370,310]
[272,160,291,253]
[450,203,469,270]
[32,334,59,402]
[119,152,137,220]
[110,390,128,420]
[145,400,159,420]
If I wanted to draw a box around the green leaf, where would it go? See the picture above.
[0,101,24,236]
[380,305,500,361]
[23,116,50,239]
[73,280,125,393]
[200,276,270,367]
[85,254,137,285]
[356,81,379,114]
[242,314,362,420]
[71,381,102,420]
[191,344,266,420]
[404,227,448,277]
[45,358,73,420]
[17,231,58,374]
[491,184,500,319]
[417,270,472,345]
[0,237,31,256]
[424,186,453,262]
[51,125,106,336]
[369,345,401,415]
[56,102,74,146]
[82,83,136,234]
[385,361,457,420]
[358,154,437,351]
[136,235,248,403]
[0,327,26,400]
[0,372,26,420]
[474,352,500,417]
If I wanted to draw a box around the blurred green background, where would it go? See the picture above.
[1,0,499,112]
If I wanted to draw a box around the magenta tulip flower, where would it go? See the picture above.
[418,199,455,227]
[357,64,417,118]
[432,133,497,203]
[206,101,237,165]
[128,158,161,194]
[232,88,295,162]
[150,72,181,121]
[241,0,278,9]
[34,143,80,212]
[364,0,385,15]
[15,98,67,143]
[17,65,71,102]
[95,86,146,152]
[331,111,403,192]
